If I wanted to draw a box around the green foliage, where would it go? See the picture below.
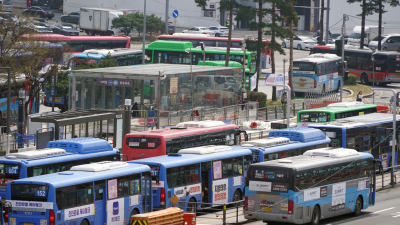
[112,13,137,35]
[74,54,117,70]
[345,74,357,85]
[112,12,164,37]
[248,91,267,108]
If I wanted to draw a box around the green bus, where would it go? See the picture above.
[144,40,257,73]
[297,102,379,127]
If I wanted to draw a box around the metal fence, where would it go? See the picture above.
[304,90,339,109]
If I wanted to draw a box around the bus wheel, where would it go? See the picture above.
[187,198,197,213]
[80,219,89,225]
[361,74,369,85]
[311,206,320,225]
[233,189,242,202]
[131,208,139,216]
[354,196,362,216]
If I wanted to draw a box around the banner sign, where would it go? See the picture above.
[97,79,133,87]
[265,73,289,85]
[170,77,178,94]
[250,72,257,91]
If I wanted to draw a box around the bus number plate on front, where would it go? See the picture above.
[299,84,305,87]
[24,223,33,225]
[263,207,272,212]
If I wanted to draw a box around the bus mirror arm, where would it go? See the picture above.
[238,130,248,142]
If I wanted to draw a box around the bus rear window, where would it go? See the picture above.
[11,184,49,201]
[126,137,161,149]
[293,62,316,73]
[299,112,330,122]
[248,168,290,182]
[0,163,20,179]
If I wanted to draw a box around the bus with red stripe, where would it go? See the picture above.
[156,34,271,69]
[123,121,243,160]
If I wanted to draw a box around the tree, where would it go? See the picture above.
[44,71,70,112]
[285,0,298,96]
[146,14,165,36]
[347,0,375,48]
[0,13,64,132]
[112,12,163,37]
[373,0,399,50]
[112,13,137,35]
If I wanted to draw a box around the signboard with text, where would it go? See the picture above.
[96,79,133,87]
[170,77,178,94]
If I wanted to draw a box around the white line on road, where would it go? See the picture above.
[372,207,395,214]
[393,214,400,218]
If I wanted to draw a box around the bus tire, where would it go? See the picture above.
[361,74,369,85]
[80,219,89,225]
[354,196,363,216]
[311,205,320,225]
[233,189,242,202]
[187,197,197,213]
[131,208,139,216]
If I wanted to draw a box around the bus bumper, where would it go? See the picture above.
[244,211,297,224]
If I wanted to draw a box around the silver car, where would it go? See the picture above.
[368,34,400,52]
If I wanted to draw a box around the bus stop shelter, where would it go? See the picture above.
[31,110,118,148]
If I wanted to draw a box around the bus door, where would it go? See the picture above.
[94,180,106,224]
[201,162,212,204]
[142,175,152,213]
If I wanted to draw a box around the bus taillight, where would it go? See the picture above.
[49,209,55,225]
[244,196,248,211]
[160,188,166,206]
[4,206,8,223]
[288,200,294,214]
[314,80,317,88]
[44,94,46,102]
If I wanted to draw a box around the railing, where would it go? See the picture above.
[378,164,400,191]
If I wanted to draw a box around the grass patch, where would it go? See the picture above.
[344,84,372,97]
[266,99,282,106]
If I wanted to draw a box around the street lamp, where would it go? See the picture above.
[371,50,377,104]
[371,88,396,187]
[265,83,291,128]
[185,48,194,112]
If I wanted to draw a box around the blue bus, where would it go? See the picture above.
[0,138,120,199]
[292,54,342,94]
[130,146,253,212]
[244,148,377,225]
[5,161,152,225]
[240,128,331,162]
[308,112,400,170]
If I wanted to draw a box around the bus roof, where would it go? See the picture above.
[157,35,271,43]
[298,103,376,114]
[46,137,115,154]
[129,146,252,168]
[10,162,150,188]
[198,61,242,67]
[252,148,373,171]
[125,123,238,139]
[74,53,105,59]
[145,40,194,51]
[74,49,142,59]
[294,57,339,63]
[31,34,130,41]
[268,127,329,142]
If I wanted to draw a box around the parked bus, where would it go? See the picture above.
[5,161,152,225]
[308,113,400,170]
[74,48,142,66]
[0,138,120,199]
[240,127,331,162]
[123,121,242,160]
[309,44,370,55]
[32,34,131,53]
[129,145,252,212]
[244,148,377,225]
[144,40,258,73]
[157,34,271,69]
[297,102,383,127]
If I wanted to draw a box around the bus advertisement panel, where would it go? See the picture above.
[0,138,120,199]
[5,161,152,225]
[123,121,242,160]
[308,113,400,170]
[129,146,252,212]
[244,148,377,225]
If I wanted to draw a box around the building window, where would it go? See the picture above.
[202,9,215,17]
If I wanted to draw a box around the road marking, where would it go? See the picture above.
[393,214,400,218]
[372,207,395,214]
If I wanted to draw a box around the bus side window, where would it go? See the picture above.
[117,176,130,197]
[95,180,105,201]
[232,157,243,176]
[129,175,141,195]
[222,158,233,178]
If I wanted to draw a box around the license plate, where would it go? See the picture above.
[395,75,399,78]
[55,97,62,102]
[299,83,305,87]
[263,206,272,212]
[24,223,33,225]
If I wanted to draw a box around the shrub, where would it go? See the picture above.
[248,91,267,108]
[345,74,357,85]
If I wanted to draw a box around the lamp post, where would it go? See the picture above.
[265,83,291,128]
[283,58,287,94]
[371,88,396,187]
[185,48,194,111]
[371,50,377,104]
[142,0,147,65]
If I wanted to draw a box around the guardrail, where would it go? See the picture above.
[377,164,400,191]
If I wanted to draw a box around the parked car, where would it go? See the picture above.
[368,34,400,52]
[281,36,317,50]
[23,6,54,19]
[52,23,79,36]
[208,26,229,37]
[34,22,50,28]
[182,27,215,36]
[0,0,13,11]
[34,25,53,33]
[0,12,17,22]
[61,11,80,24]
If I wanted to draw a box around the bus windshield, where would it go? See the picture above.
[299,112,330,123]
[11,184,49,201]
[293,62,316,74]
[0,163,20,180]
[388,55,400,73]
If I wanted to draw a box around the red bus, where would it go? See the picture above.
[123,121,242,160]
[32,34,131,53]
[157,34,271,69]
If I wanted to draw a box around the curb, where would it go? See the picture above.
[342,88,353,96]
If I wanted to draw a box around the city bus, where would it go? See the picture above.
[240,127,331,162]
[5,161,152,225]
[123,121,242,160]
[129,145,252,212]
[74,49,142,67]
[244,148,377,225]
[308,113,400,170]
[157,34,271,69]
[296,102,383,127]
[293,54,342,94]
[0,138,120,199]
[32,34,131,53]
[309,44,370,55]
[144,40,258,73]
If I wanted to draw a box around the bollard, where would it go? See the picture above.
[131,214,149,225]
[293,103,295,117]
[274,106,277,119]
[183,213,196,225]
[266,107,268,120]
[223,204,226,225]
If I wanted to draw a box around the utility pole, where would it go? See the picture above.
[325,0,330,45]
[142,0,147,65]
[165,0,169,35]
[340,14,346,102]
